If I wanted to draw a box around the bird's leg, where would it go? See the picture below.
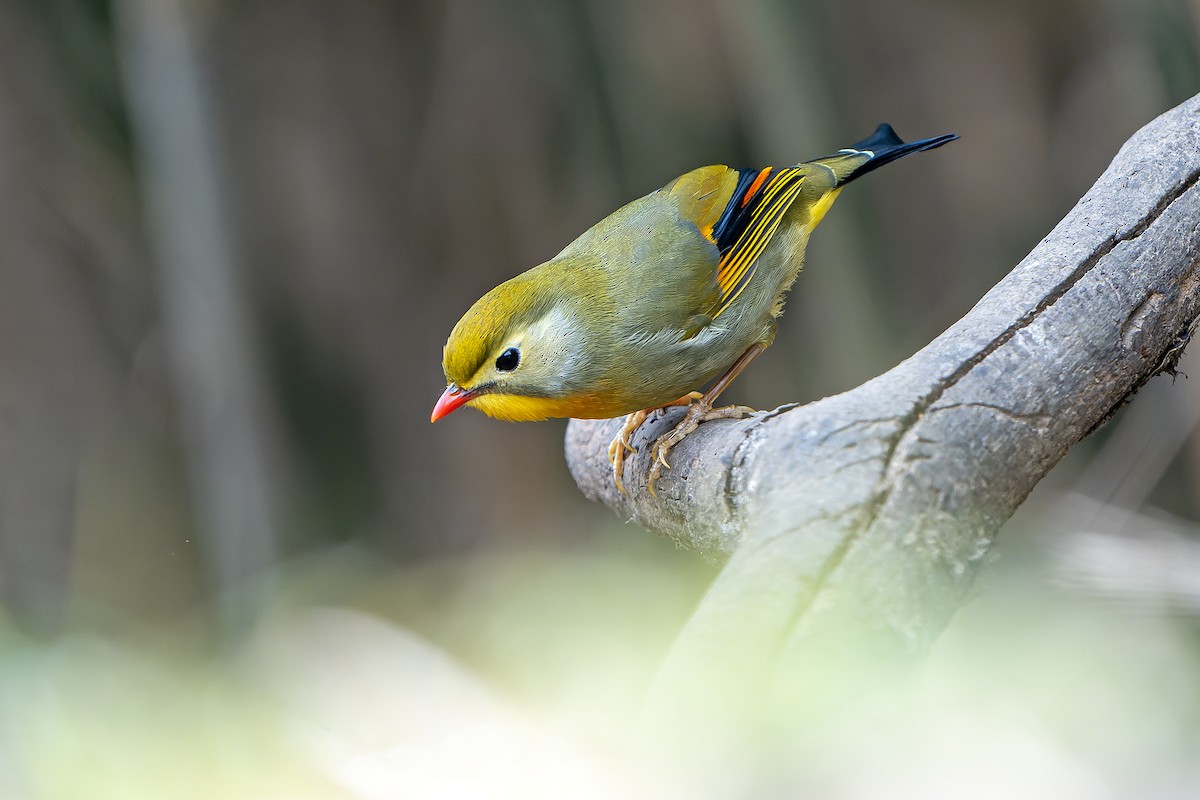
[648,343,766,493]
[608,392,704,496]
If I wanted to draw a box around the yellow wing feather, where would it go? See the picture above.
[710,167,806,319]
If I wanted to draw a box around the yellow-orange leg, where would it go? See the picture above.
[647,343,766,494]
[608,392,704,496]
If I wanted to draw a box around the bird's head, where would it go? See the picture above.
[432,270,603,423]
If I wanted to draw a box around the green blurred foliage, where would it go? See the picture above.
[2,530,1200,797]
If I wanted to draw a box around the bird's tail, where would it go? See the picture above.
[816,123,958,187]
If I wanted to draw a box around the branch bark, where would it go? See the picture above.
[565,95,1200,705]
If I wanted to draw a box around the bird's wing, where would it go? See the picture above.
[555,165,805,340]
[702,166,807,319]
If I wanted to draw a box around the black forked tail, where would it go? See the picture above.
[825,123,958,186]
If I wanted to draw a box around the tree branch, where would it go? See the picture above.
[565,95,1200,701]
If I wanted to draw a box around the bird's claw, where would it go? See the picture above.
[646,443,673,497]
[609,400,757,496]
[645,402,756,495]
[606,434,635,463]
[608,409,650,496]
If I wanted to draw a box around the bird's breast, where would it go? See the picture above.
[469,389,632,422]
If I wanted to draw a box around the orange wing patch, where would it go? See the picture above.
[740,167,772,207]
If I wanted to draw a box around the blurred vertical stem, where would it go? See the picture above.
[114,0,281,622]
[713,0,892,386]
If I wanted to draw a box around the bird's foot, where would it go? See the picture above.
[647,401,755,495]
[608,409,650,496]
[606,393,704,496]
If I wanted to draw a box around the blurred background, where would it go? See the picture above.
[2,0,1200,797]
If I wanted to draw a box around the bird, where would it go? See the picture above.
[432,123,957,494]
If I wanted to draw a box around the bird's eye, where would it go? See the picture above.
[495,347,520,372]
